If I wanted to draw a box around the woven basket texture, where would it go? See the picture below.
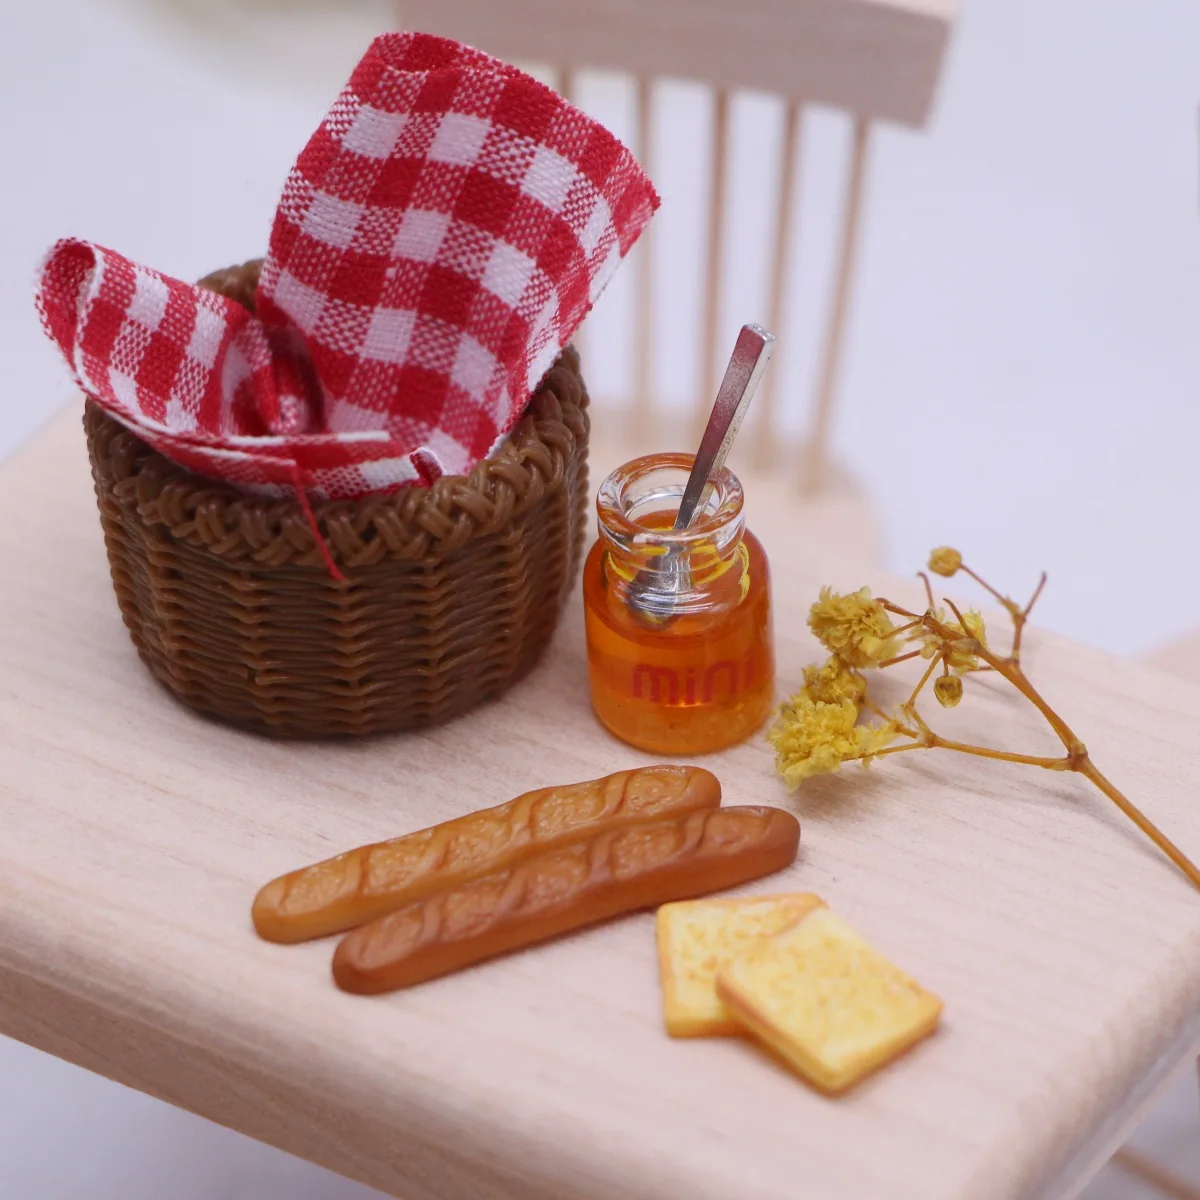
[84,260,590,737]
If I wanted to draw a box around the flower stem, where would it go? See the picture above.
[872,742,927,759]
[961,565,1017,615]
[863,698,914,736]
[881,600,920,620]
[1010,571,1048,665]
[1077,757,1200,892]
[1023,573,1048,618]
[907,655,940,709]
[879,649,922,669]
[927,736,1069,771]
[918,571,936,610]
[977,649,1077,747]
[974,643,1200,891]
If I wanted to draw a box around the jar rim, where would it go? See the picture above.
[596,452,744,548]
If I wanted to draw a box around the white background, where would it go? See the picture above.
[0,0,1197,1195]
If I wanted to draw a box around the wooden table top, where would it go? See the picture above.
[2,410,1199,1200]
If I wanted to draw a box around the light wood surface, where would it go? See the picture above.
[4,408,1200,1200]
[396,0,957,127]
[755,98,802,471]
[1111,1147,1200,1200]
[1144,630,1200,687]
[698,88,731,448]
[804,116,871,495]
[631,74,656,446]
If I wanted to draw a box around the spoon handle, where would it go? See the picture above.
[674,323,776,532]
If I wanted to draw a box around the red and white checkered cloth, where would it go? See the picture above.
[36,33,658,500]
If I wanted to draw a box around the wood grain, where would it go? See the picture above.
[389,5,956,494]
[804,116,871,495]
[395,0,958,128]
[3,409,1200,1200]
[631,74,656,447]
[1144,629,1200,686]
[695,87,730,448]
[754,99,802,472]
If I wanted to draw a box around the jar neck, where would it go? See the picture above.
[596,453,746,608]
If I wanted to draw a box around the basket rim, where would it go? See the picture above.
[83,262,589,569]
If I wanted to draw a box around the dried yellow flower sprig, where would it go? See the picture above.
[769,550,1200,892]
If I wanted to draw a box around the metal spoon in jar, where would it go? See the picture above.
[628,323,775,626]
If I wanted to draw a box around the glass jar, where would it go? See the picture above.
[583,453,775,755]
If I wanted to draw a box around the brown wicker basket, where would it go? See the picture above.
[84,260,589,737]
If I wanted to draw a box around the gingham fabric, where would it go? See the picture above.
[36,32,658,500]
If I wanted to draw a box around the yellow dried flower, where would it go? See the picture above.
[768,696,897,788]
[800,656,868,706]
[933,674,963,708]
[928,547,962,577]
[808,586,899,668]
[946,610,987,673]
[910,608,988,674]
[776,552,1200,895]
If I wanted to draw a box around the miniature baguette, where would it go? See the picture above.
[332,805,800,994]
[252,766,721,943]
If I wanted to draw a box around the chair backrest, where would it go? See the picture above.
[396,0,957,491]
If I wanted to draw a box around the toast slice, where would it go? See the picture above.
[656,893,824,1037]
[716,907,942,1093]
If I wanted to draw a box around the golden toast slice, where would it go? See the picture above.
[656,893,825,1037]
[715,907,942,1093]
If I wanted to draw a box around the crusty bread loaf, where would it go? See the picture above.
[252,766,721,943]
[332,805,800,994]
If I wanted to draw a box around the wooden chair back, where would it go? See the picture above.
[396,0,957,492]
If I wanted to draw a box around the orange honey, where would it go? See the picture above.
[583,453,774,755]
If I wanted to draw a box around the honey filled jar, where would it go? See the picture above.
[583,453,774,755]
